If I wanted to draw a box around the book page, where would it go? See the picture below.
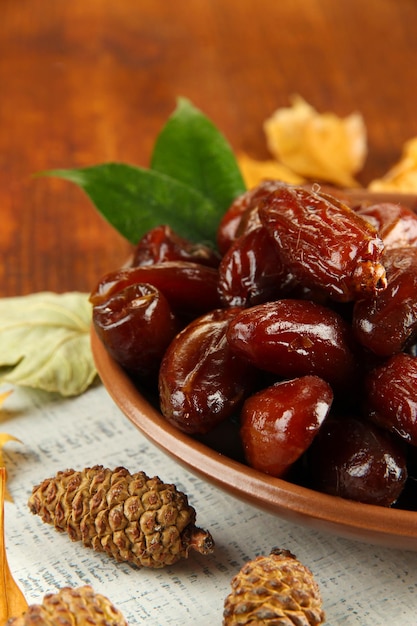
[2,383,417,625]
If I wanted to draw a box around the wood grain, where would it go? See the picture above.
[2,0,417,296]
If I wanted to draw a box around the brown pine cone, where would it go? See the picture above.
[7,585,127,626]
[28,465,214,568]
[223,548,325,625]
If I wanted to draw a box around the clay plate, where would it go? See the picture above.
[91,190,417,551]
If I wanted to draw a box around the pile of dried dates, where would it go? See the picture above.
[91,181,417,509]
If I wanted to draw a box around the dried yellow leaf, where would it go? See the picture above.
[237,152,305,189]
[369,137,417,193]
[0,433,22,502]
[0,468,28,624]
[264,95,367,188]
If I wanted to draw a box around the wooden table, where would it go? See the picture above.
[2,0,417,297]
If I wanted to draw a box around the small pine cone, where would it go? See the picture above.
[7,585,127,626]
[223,548,325,626]
[28,465,214,568]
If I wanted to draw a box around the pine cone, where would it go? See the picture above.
[7,585,127,625]
[28,465,214,568]
[223,548,325,625]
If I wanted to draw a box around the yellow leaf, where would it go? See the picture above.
[263,95,367,188]
[0,468,28,623]
[0,434,22,502]
[237,152,305,189]
[369,137,417,193]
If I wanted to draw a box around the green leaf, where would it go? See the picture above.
[151,98,246,213]
[38,98,246,247]
[39,163,219,245]
[0,292,97,397]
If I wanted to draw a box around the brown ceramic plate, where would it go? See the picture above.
[91,190,417,551]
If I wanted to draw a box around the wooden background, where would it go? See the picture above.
[2,0,417,296]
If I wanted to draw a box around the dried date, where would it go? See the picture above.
[364,353,417,446]
[352,247,417,356]
[226,299,357,390]
[131,224,220,268]
[89,261,222,317]
[92,283,179,378]
[356,202,417,250]
[240,376,333,477]
[258,183,387,301]
[159,308,256,434]
[308,416,408,506]
[217,226,296,307]
[216,180,284,254]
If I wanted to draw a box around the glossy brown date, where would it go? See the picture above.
[240,376,333,477]
[364,353,417,446]
[226,299,357,390]
[356,202,417,249]
[159,308,256,434]
[92,283,179,378]
[217,226,296,307]
[258,183,387,301]
[216,188,254,255]
[89,261,222,317]
[131,224,220,268]
[307,416,408,506]
[352,247,417,356]
[216,179,284,254]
